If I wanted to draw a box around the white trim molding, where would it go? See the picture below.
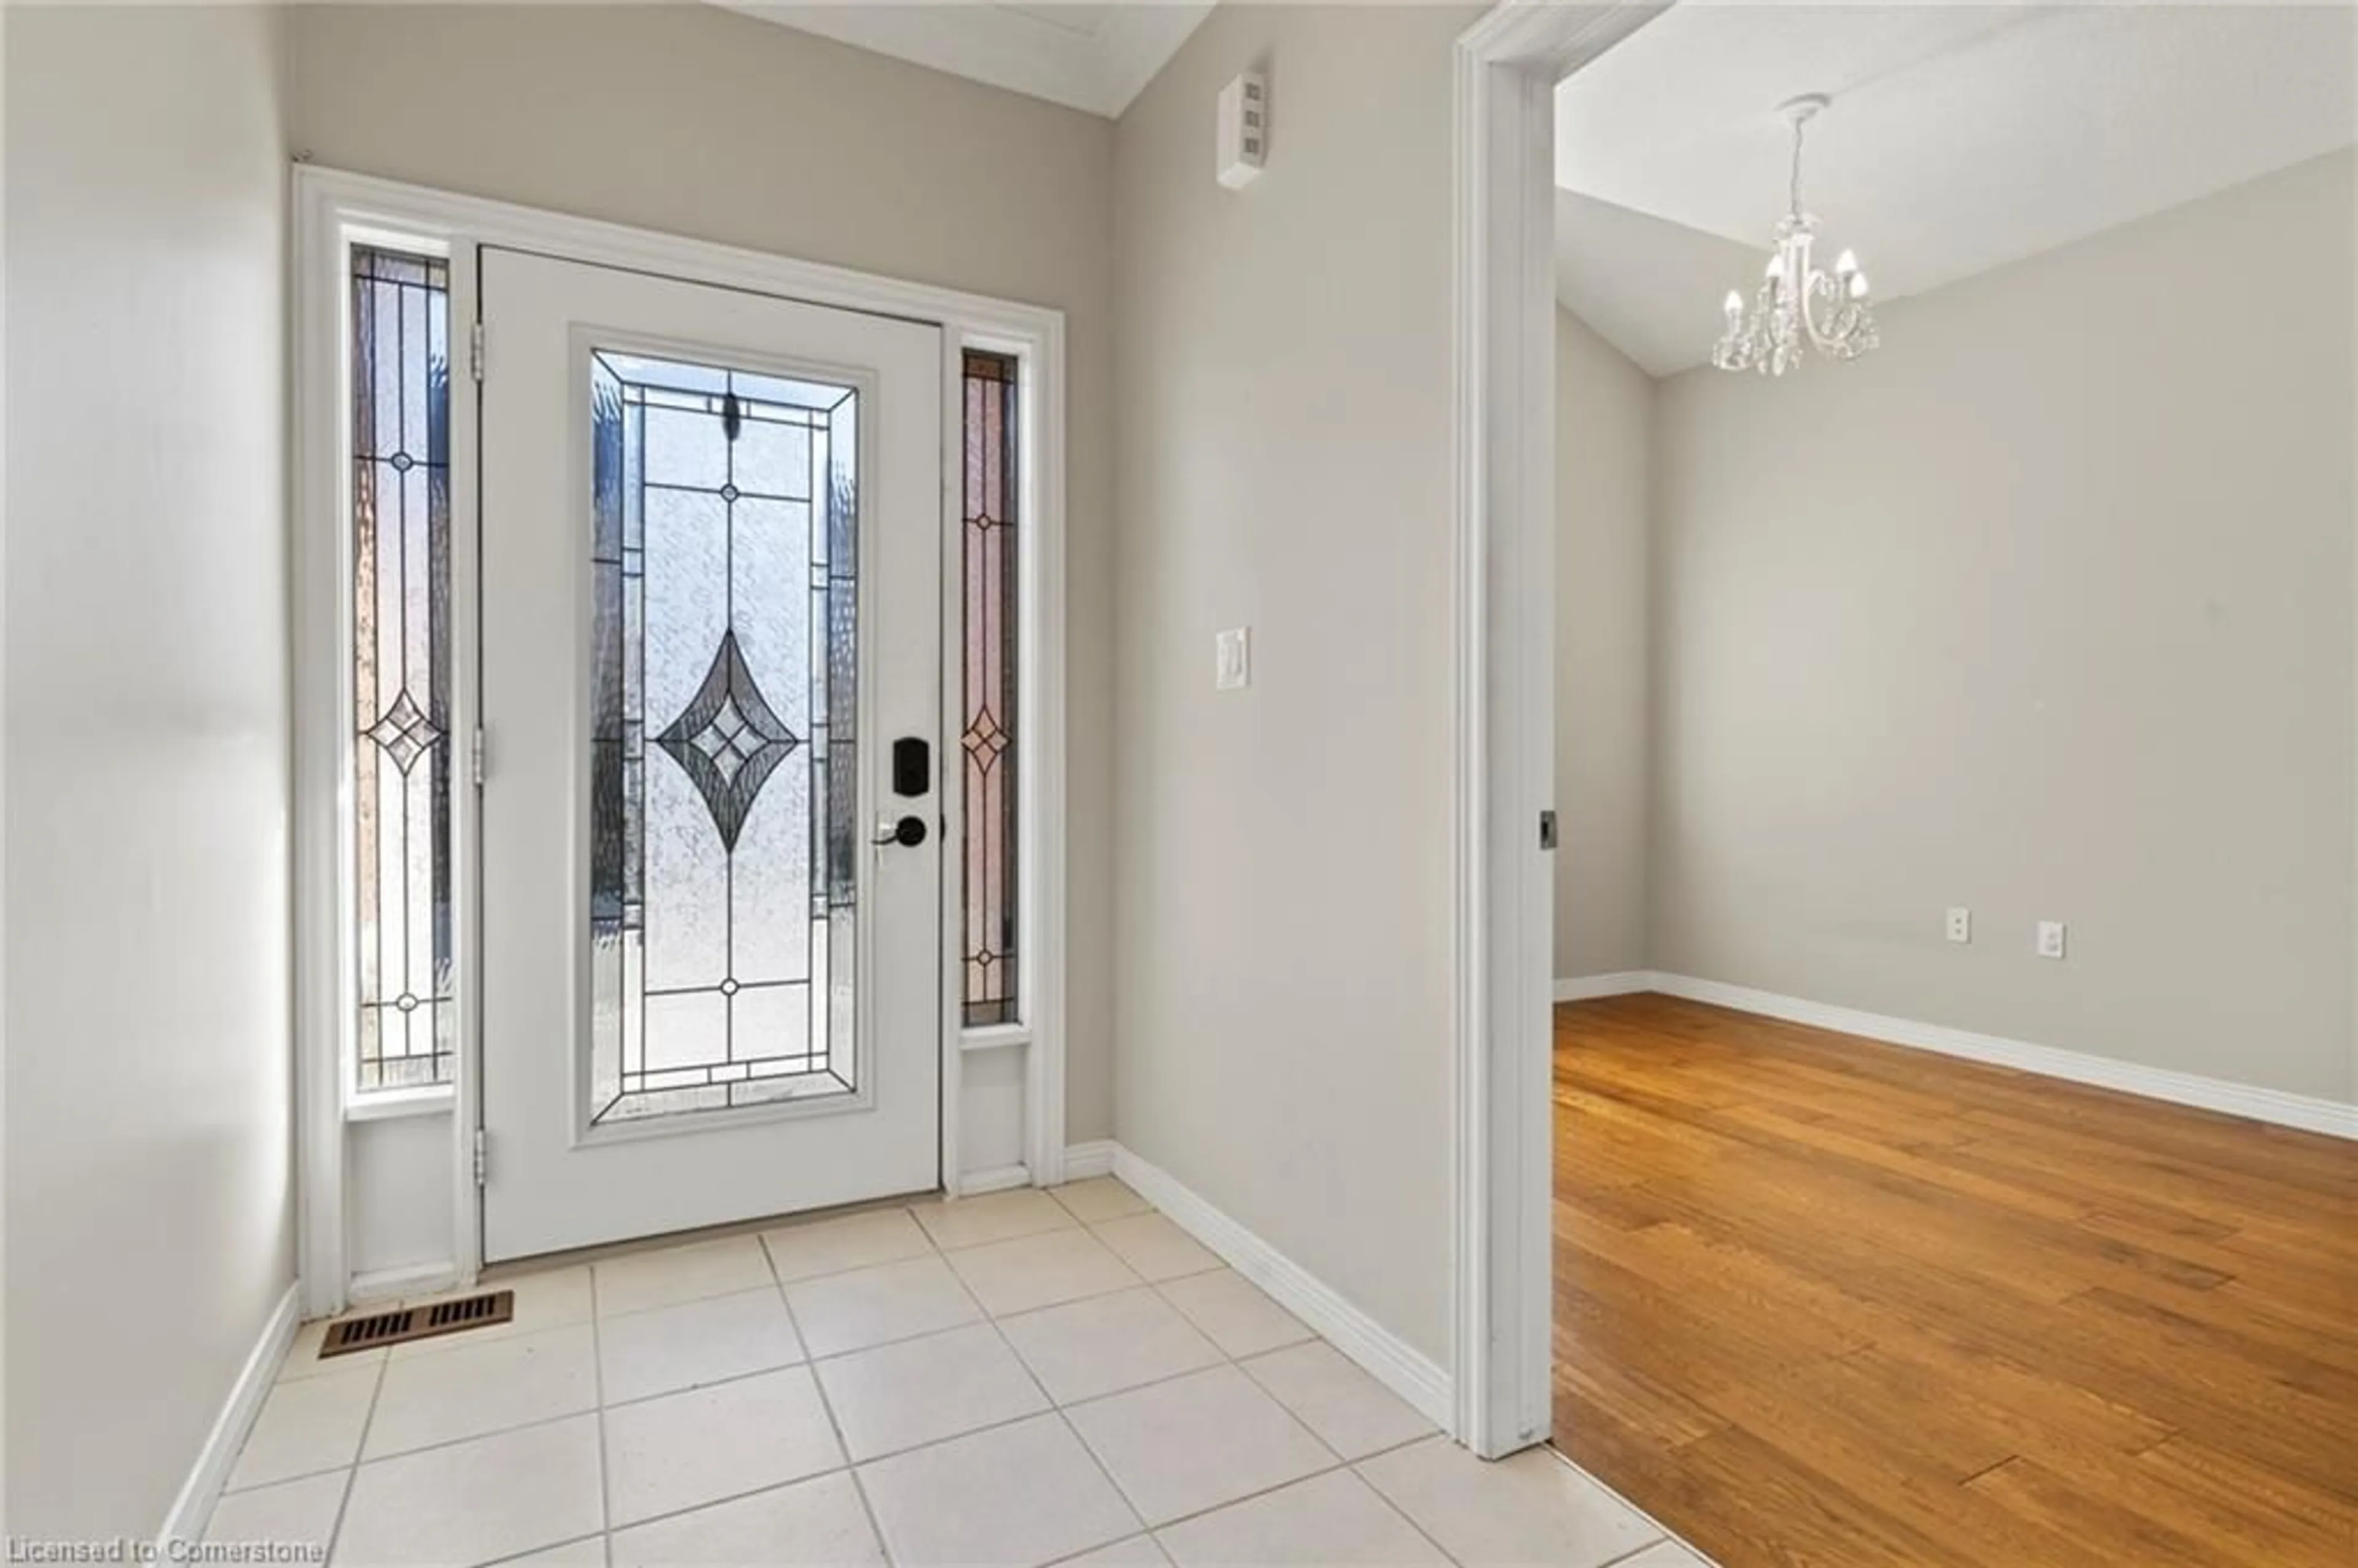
[1111,1147,1453,1430]
[1061,1139,1118,1180]
[1451,0,1667,1461]
[290,168,351,1322]
[1642,973,2358,1143]
[157,1283,300,1551]
[719,2,1213,118]
[959,1163,1033,1197]
[939,307,1071,1196]
[1552,971,1652,1002]
[348,1260,461,1305]
[293,165,1070,1304]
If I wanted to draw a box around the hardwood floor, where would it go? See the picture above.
[1551,993,2358,1568]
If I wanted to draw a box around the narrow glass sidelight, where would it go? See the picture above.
[960,351,1019,1028]
[351,244,454,1093]
[587,349,861,1125]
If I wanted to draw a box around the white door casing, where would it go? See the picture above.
[295,167,1068,1315]
[1452,0,1667,1457]
[478,247,943,1262]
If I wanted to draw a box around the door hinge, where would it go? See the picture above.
[472,726,487,788]
[472,1128,489,1187]
[1539,810,1558,851]
[469,319,486,383]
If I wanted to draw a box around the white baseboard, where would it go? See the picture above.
[1110,1146,1453,1430]
[348,1260,458,1303]
[1648,972,2358,1142]
[959,1163,1032,1197]
[157,1281,300,1550]
[1061,1139,1117,1180]
[1552,971,1652,1002]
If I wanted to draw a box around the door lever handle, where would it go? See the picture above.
[871,813,929,849]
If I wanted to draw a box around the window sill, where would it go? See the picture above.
[344,1085,456,1123]
[960,1025,1032,1054]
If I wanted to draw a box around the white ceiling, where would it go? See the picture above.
[722,1,1213,117]
[1555,2,2358,376]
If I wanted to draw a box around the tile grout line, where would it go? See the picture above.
[1145,1456,1368,1548]
[1045,1190,1463,1561]
[478,1530,607,1568]
[315,1352,387,1561]
[1044,1394,1156,1558]
[908,1189,1232,1556]
[283,1185,1483,1566]
[1536,1444,1707,1561]
[345,1362,1458,1566]
[974,1281,1145,1559]
[1115,1424,1459,1550]
[317,1402,596,1471]
[224,1201,955,1550]
[1592,1537,1680,1568]
[587,1259,616,1565]
[218,1357,387,1499]
[394,1204,965,1371]
[337,1281,1061,1475]
[655,1357,1445,1568]
[397,1189,1163,1343]
[357,1272,1030,1464]
[765,1222,898,1566]
[998,1216,1376,1558]
[592,1278,801,1332]
[1336,1440,1475,1567]
[1037,1535,1155,1568]
[467,1203,1213,1369]
[859,1338,1415,1476]
[830,1189,1411,1541]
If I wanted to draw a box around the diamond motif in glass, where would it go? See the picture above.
[351,243,454,1093]
[960,351,1019,1028]
[588,348,861,1126]
[365,688,445,775]
[655,629,801,851]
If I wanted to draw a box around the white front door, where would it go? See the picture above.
[478,247,943,1263]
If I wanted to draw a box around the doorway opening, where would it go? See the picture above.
[1463,4,2358,1564]
[293,169,1071,1314]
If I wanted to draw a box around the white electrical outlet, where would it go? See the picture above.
[1945,907,1971,944]
[2036,920,2067,960]
[1215,627,1251,691]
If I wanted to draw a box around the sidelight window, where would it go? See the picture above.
[351,244,454,1094]
[960,351,1020,1028]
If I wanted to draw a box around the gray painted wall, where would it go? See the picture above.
[4,5,294,1533]
[1558,149,2356,1105]
[1113,3,1477,1367]
[1555,309,1653,981]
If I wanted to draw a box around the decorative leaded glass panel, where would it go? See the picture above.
[590,349,860,1125]
[352,244,454,1093]
[961,351,1018,1027]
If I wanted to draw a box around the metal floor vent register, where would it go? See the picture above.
[317,1289,516,1357]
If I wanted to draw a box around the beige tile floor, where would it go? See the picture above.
[212,1179,1711,1568]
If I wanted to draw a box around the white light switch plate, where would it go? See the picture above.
[1215,627,1250,691]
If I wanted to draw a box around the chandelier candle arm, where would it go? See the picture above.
[1711,93,1880,376]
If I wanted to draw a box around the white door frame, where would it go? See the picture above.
[292,165,1068,1316]
[1449,0,1665,1458]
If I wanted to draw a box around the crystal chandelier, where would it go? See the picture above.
[1711,94,1879,376]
